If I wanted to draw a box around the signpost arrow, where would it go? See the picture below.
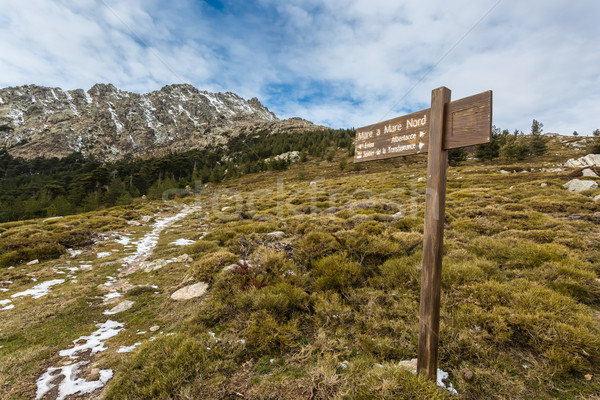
[354,87,492,383]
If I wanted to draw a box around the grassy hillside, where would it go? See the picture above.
[0,135,599,399]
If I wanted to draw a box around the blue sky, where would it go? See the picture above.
[1,0,599,135]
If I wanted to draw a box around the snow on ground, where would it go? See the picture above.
[437,369,458,395]
[68,249,83,257]
[59,320,124,359]
[117,342,142,353]
[102,292,122,302]
[97,252,112,258]
[11,279,65,300]
[114,235,131,246]
[170,238,195,246]
[36,320,124,399]
[121,208,195,267]
[36,362,113,400]
[0,299,14,310]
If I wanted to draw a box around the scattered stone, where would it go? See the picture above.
[392,211,404,220]
[398,358,418,371]
[173,254,193,263]
[253,214,272,222]
[103,300,134,315]
[582,168,599,178]
[142,259,170,273]
[267,231,285,239]
[141,215,154,223]
[563,179,598,193]
[149,325,160,332]
[353,201,375,210]
[590,212,600,223]
[567,213,587,221]
[127,220,141,226]
[222,263,238,273]
[499,170,510,174]
[594,194,600,202]
[26,259,39,265]
[462,368,474,381]
[309,181,317,185]
[585,374,593,381]
[540,183,548,187]
[170,282,209,300]
[321,206,344,214]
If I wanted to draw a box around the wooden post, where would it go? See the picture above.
[417,86,451,381]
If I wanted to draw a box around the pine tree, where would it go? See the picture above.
[529,119,548,156]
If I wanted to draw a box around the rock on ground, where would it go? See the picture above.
[582,168,599,178]
[563,179,598,193]
[104,300,134,315]
[565,154,600,168]
[142,259,170,272]
[267,231,286,240]
[171,282,209,300]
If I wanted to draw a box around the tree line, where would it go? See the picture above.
[0,128,355,222]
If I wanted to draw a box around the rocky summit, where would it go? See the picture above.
[0,84,319,160]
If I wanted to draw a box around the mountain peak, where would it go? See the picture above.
[0,83,308,161]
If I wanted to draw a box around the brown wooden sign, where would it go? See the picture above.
[354,90,492,163]
[353,87,493,384]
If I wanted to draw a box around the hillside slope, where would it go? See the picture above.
[0,135,599,399]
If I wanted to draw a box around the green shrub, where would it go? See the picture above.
[377,254,421,290]
[244,311,301,355]
[238,282,311,318]
[294,231,340,267]
[313,254,361,292]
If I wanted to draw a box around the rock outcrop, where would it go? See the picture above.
[0,84,321,160]
[565,154,600,168]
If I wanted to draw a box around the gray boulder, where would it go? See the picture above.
[563,179,598,193]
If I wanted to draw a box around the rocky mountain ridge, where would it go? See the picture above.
[0,83,319,160]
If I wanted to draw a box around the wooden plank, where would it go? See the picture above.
[417,86,451,382]
[444,90,492,149]
[353,90,491,162]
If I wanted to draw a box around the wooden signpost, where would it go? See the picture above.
[354,87,492,381]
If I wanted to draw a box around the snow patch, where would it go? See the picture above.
[140,96,156,129]
[97,252,112,258]
[102,292,122,302]
[115,236,131,246]
[35,362,113,400]
[8,106,24,126]
[59,320,124,359]
[11,279,65,300]
[170,238,195,246]
[84,91,93,104]
[0,299,14,310]
[122,210,192,266]
[117,342,142,353]
[107,102,124,134]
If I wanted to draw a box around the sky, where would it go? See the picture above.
[1,0,599,135]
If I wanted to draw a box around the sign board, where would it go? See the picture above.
[352,87,492,383]
[354,90,492,163]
